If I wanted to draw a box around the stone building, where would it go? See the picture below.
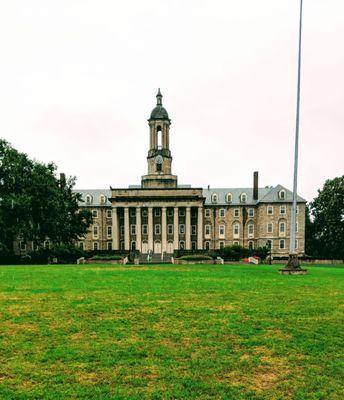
[77,90,306,257]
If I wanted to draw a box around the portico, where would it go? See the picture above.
[110,188,204,253]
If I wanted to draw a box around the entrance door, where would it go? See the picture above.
[167,240,173,254]
[154,240,161,254]
[142,241,148,254]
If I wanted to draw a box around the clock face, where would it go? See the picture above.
[155,155,163,164]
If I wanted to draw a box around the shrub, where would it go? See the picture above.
[179,254,213,261]
[91,255,123,261]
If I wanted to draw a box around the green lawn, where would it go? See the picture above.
[0,264,343,400]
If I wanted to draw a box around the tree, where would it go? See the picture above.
[308,176,344,260]
[0,139,92,253]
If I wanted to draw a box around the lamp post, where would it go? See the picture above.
[281,0,307,275]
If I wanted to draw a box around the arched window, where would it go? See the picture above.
[279,190,286,200]
[157,125,162,148]
[279,239,285,250]
[211,193,218,203]
[179,240,185,250]
[248,241,254,250]
[191,241,197,250]
[93,242,99,251]
[205,241,210,250]
[100,195,106,204]
[226,193,232,203]
[240,193,247,203]
[86,194,92,205]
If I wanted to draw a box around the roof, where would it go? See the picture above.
[149,88,170,121]
[75,185,306,207]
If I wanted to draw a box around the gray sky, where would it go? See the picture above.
[0,0,343,202]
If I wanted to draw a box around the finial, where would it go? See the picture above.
[156,88,162,106]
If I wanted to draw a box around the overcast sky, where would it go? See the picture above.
[0,0,343,201]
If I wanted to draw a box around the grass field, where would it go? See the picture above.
[0,264,343,400]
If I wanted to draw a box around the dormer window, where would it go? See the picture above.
[226,193,232,203]
[85,194,92,205]
[211,193,218,203]
[279,190,286,200]
[100,195,106,204]
[240,193,247,203]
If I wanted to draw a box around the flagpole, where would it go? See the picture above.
[281,0,307,274]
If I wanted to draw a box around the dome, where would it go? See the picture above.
[150,105,169,120]
[149,88,170,121]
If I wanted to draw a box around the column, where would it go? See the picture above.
[162,207,167,253]
[112,207,119,250]
[173,207,179,250]
[124,207,130,250]
[148,207,153,251]
[197,206,203,250]
[136,206,141,252]
[185,207,191,250]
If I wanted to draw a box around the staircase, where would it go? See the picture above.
[137,253,173,264]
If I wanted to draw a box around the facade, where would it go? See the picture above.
[77,90,306,257]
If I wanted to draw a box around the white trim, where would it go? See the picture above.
[93,225,99,239]
[280,205,286,215]
[107,225,112,238]
[240,193,247,203]
[233,223,240,238]
[205,208,211,218]
[226,193,232,203]
[154,224,161,235]
[205,224,211,237]
[267,222,273,234]
[267,205,274,215]
[219,208,226,218]
[234,208,240,218]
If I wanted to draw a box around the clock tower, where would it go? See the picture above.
[141,89,178,188]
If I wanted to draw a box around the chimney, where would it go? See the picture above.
[253,171,259,201]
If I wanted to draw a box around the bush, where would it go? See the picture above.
[179,254,213,261]
[91,255,123,261]
[217,245,269,261]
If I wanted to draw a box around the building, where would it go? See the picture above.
[77,90,306,257]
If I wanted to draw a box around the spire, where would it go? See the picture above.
[156,88,162,106]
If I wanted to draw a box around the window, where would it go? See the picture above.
[279,190,286,200]
[191,241,197,250]
[93,225,99,239]
[219,209,226,218]
[219,241,225,249]
[142,224,148,235]
[120,226,124,236]
[295,222,298,233]
[279,221,286,235]
[267,239,273,250]
[280,205,286,215]
[234,209,240,218]
[296,206,299,214]
[179,224,185,234]
[233,224,240,238]
[92,209,98,218]
[107,226,112,238]
[86,194,92,205]
[205,241,210,250]
[219,225,225,237]
[179,209,185,216]
[155,224,161,235]
[93,242,99,251]
[226,193,232,203]
[131,241,136,251]
[205,209,211,218]
[106,209,112,218]
[191,225,197,235]
[130,208,136,217]
[211,193,218,203]
[44,240,50,249]
[240,193,247,203]
[154,208,161,217]
[167,224,173,235]
[233,241,239,245]
[248,208,254,217]
[267,223,273,234]
[131,224,136,235]
[79,242,84,250]
[100,195,106,204]
[142,209,148,217]
[267,206,273,215]
[107,242,112,250]
[279,239,285,250]
[295,239,298,249]
[179,240,185,250]
[167,208,173,217]
[19,241,26,251]
[205,224,211,236]
[248,241,254,250]
[248,223,254,236]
